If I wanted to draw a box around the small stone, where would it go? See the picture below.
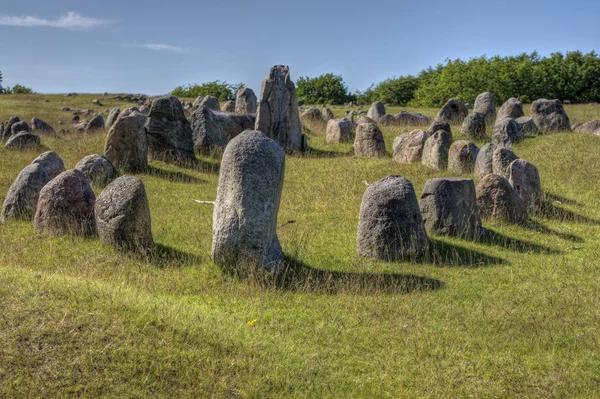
[75,154,118,186]
[31,118,55,134]
[530,99,570,132]
[474,143,497,179]
[492,117,524,148]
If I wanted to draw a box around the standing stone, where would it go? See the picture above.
[476,174,528,224]
[11,121,31,135]
[31,118,55,134]
[104,114,149,172]
[4,132,40,149]
[448,140,479,174]
[572,120,600,135]
[435,99,468,124]
[199,96,221,112]
[145,96,196,163]
[95,176,153,253]
[497,98,524,120]
[421,129,452,171]
[461,112,486,140]
[189,106,228,153]
[530,99,570,132]
[75,154,118,186]
[354,122,386,158]
[474,92,496,125]
[86,114,105,132]
[221,100,236,113]
[419,178,482,239]
[33,169,96,236]
[193,96,205,108]
[3,116,20,139]
[378,114,398,127]
[394,111,431,126]
[508,159,542,212]
[474,143,497,179]
[106,107,121,130]
[516,116,539,135]
[235,88,257,114]
[326,118,353,143]
[1,151,65,222]
[428,120,452,136]
[492,147,518,179]
[492,117,524,148]
[357,175,429,261]
[366,101,386,121]
[300,108,322,123]
[255,65,303,151]
[392,129,429,164]
[212,130,285,273]
[213,112,255,140]
[321,107,335,122]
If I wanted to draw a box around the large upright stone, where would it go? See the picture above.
[104,114,149,172]
[198,96,221,112]
[461,112,486,140]
[422,129,452,171]
[448,140,479,174]
[95,176,153,253]
[392,129,429,164]
[326,118,353,143]
[145,96,196,163]
[435,99,468,124]
[530,99,570,132]
[255,65,303,151]
[106,108,121,130]
[428,120,452,136]
[474,92,496,125]
[3,116,20,139]
[508,159,542,212]
[497,98,524,120]
[31,118,55,134]
[419,178,482,239]
[366,101,386,121]
[492,147,518,179]
[213,111,255,140]
[212,130,285,272]
[75,154,117,186]
[474,143,497,179]
[33,169,96,236]
[357,175,429,261]
[189,106,228,153]
[1,151,65,222]
[492,117,524,148]
[476,174,528,224]
[235,88,257,114]
[354,122,386,158]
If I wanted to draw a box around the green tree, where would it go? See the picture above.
[9,84,33,94]
[296,73,350,105]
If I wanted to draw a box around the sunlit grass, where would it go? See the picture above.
[0,94,599,397]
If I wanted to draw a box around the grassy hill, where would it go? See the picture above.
[1,94,599,398]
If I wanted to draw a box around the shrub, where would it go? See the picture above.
[171,81,244,101]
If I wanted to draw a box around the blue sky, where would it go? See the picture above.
[1,0,598,95]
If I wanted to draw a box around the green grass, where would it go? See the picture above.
[1,94,600,398]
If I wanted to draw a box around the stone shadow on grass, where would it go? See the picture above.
[298,146,354,158]
[539,198,600,224]
[427,238,508,267]
[146,243,203,268]
[146,165,206,184]
[545,192,583,207]
[233,256,444,295]
[479,228,561,254]
[523,219,584,243]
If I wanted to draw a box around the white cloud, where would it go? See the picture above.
[0,11,107,29]
[123,43,186,53]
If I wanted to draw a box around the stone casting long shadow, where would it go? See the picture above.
[237,256,444,295]
[146,165,206,184]
[479,228,561,254]
[427,239,508,267]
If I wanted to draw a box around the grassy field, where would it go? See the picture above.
[1,94,599,398]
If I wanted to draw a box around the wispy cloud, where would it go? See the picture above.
[0,11,107,29]
[123,43,186,53]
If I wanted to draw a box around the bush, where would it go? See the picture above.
[8,84,34,94]
[171,81,244,101]
[296,73,352,105]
